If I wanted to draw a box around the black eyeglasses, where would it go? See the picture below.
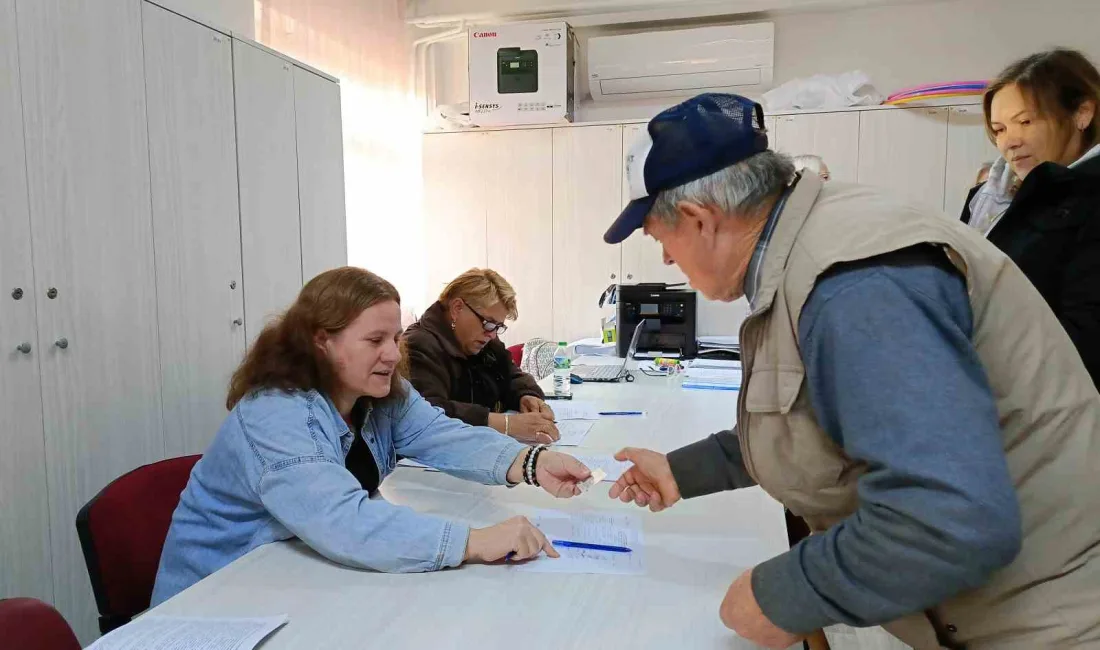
[462,300,508,335]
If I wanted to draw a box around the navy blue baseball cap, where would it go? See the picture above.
[604,93,769,244]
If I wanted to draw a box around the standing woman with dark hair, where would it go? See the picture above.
[962,48,1100,386]
[152,267,592,605]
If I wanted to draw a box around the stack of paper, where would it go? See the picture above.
[697,335,741,355]
[571,337,618,357]
[682,362,742,391]
[87,615,288,650]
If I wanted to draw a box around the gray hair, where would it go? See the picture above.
[650,151,795,224]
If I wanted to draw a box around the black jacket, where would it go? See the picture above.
[402,301,543,426]
[961,155,1100,387]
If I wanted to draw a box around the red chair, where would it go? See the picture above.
[507,343,523,367]
[0,598,81,650]
[76,455,201,634]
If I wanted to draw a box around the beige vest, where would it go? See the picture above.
[738,176,1100,649]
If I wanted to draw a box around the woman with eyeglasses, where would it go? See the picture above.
[404,268,560,445]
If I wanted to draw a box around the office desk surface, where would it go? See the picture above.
[147,373,791,649]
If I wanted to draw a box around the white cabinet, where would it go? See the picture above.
[294,66,348,282]
[619,124,688,286]
[16,0,165,638]
[233,39,303,342]
[485,130,554,346]
[552,126,623,343]
[143,3,245,457]
[944,105,998,220]
[0,0,52,605]
[422,132,490,305]
[775,112,861,182]
[858,107,949,212]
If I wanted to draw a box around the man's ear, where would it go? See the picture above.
[676,201,720,238]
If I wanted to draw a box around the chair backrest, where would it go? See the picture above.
[506,343,523,367]
[0,598,81,650]
[76,454,201,634]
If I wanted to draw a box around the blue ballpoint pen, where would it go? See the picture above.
[598,410,643,416]
[551,540,632,553]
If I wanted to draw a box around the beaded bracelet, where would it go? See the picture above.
[524,444,548,486]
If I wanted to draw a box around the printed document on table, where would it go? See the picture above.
[553,420,594,447]
[86,615,288,650]
[551,400,602,420]
[517,509,645,575]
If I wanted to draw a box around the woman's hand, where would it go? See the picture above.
[464,516,560,563]
[519,395,555,419]
[507,450,591,498]
[505,412,559,444]
[536,451,592,497]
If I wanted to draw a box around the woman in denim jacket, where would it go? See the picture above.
[152,267,591,605]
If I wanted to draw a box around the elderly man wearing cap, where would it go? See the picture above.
[606,94,1100,649]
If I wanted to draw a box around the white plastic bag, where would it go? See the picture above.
[763,71,883,112]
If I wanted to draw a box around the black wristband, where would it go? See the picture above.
[529,444,548,488]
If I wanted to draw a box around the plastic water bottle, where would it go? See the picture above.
[553,341,572,396]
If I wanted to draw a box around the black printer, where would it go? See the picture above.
[616,283,697,359]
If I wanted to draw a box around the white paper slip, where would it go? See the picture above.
[517,509,645,575]
[86,615,288,650]
[396,458,439,472]
[570,454,634,482]
[551,400,603,421]
[553,420,594,447]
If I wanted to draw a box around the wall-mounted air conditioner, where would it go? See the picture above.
[587,23,774,101]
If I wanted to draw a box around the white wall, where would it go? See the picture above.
[154,0,254,36]
[423,0,1100,122]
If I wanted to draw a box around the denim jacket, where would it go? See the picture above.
[151,381,526,605]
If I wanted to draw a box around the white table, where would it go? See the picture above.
[148,371,792,649]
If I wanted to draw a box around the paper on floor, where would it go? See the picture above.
[86,615,288,650]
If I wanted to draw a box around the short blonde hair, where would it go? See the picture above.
[440,268,519,320]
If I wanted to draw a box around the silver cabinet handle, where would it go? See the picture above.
[610,273,617,280]
[627,274,633,280]
[54,338,68,349]
[232,318,243,326]
[16,342,31,354]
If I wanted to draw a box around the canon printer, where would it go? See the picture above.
[616,283,697,359]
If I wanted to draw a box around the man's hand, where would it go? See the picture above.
[720,568,803,649]
[519,395,554,419]
[607,447,681,512]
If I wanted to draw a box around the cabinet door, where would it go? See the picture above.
[552,126,623,342]
[945,105,998,220]
[485,129,554,346]
[857,107,949,212]
[294,66,348,282]
[233,39,303,342]
[17,0,164,638]
[422,132,489,306]
[775,112,860,182]
[620,124,688,286]
[0,0,52,604]
[143,3,244,457]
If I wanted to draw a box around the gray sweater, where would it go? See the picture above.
[667,245,1022,634]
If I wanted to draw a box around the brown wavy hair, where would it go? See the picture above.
[227,267,407,409]
[984,48,1100,150]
